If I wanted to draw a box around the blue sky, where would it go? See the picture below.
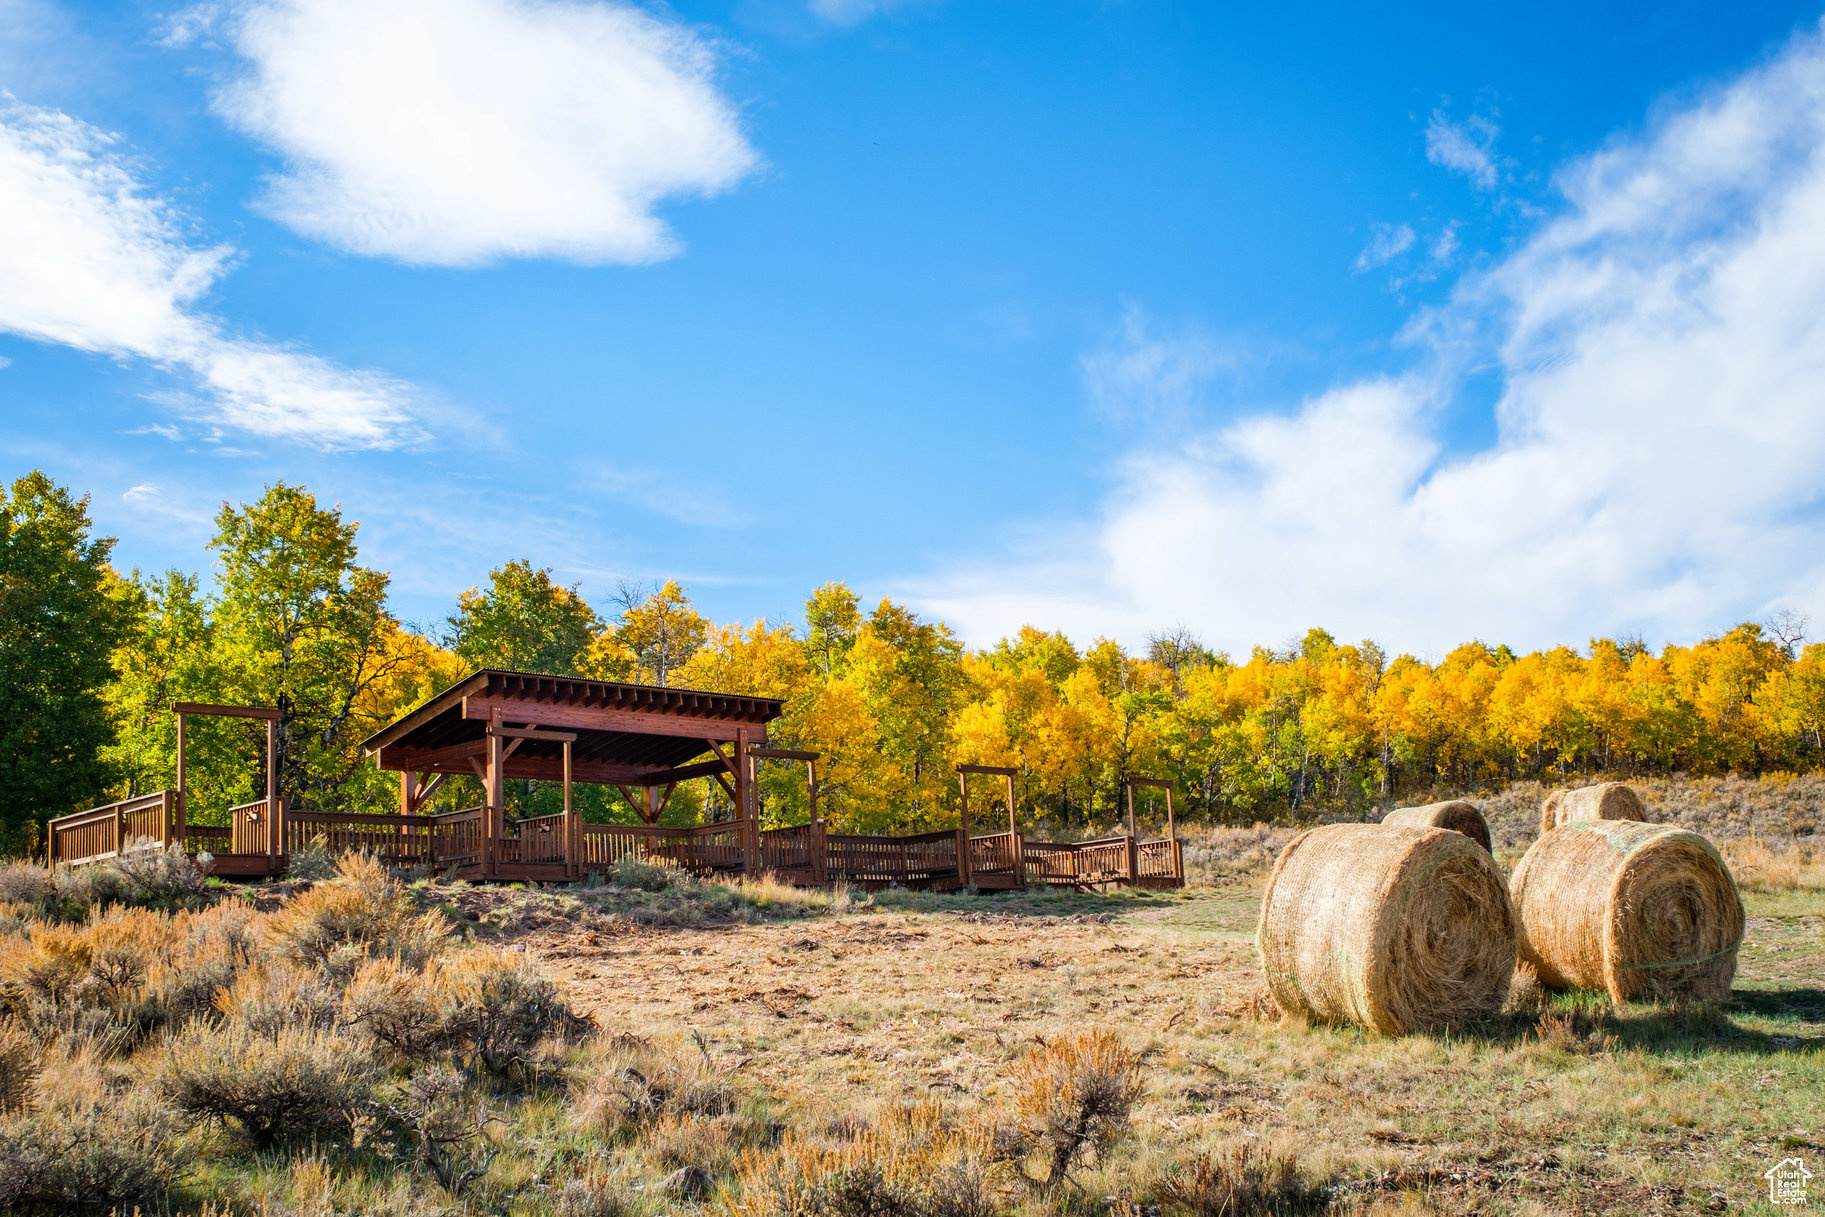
[5,0,1825,655]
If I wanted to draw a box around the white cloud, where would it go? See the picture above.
[192,0,757,267]
[808,0,926,25]
[915,22,1825,654]
[0,98,419,448]
[1354,221,1416,272]
[1426,108,1499,190]
[1080,305,1235,429]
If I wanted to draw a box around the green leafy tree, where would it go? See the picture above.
[804,581,861,677]
[102,569,216,800]
[0,472,131,849]
[447,559,601,675]
[616,579,707,686]
[209,484,405,811]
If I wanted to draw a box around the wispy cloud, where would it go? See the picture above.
[1354,221,1416,271]
[598,465,753,528]
[1426,107,1500,190]
[181,0,758,267]
[1080,304,1239,431]
[914,22,1825,653]
[0,98,420,448]
[807,0,929,26]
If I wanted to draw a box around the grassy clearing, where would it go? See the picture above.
[2,787,1821,1215]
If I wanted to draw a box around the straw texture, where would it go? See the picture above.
[1540,782,1646,836]
[1257,824,1517,1035]
[1510,820,1744,1002]
[1381,800,1493,854]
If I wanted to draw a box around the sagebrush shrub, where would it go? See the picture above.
[384,1066,496,1197]
[214,961,341,1036]
[729,1101,1000,1217]
[610,855,675,892]
[437,945,578,1073]
[286,834,342,882]
[571,1034,734,1137]
[342,956,449,1060]
[0,864,53,914]
[0,1089,182,1216]
[1010,1030,1141,1186]
[153,1020,380,1148]
[110,845,211,906]
[1153,1141,1326,1217]
[0,1019,40,1113]
[265,853,449,976]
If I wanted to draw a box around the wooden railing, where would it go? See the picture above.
[826,828,962,885]
[430,808,485,869]
[582,821,749,874]
[52,792,1181,889]
[518,812,572,864]
[231,799,280,855]
[49,791,174,865]
[1137,837,1182,880]
[1025,835,1133,886]
[283,808,439,865]
[969,831,1021,875]
[762,821,825,876]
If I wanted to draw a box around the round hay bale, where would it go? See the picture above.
[1256,824,1517,1035]
[1510,820,1743,1003]
[1381,800,1492,854]
[1539,782,1646,836]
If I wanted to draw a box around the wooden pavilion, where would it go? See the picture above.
[48,669,1182,889]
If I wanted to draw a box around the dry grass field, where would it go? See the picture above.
[0,777,1818,1216]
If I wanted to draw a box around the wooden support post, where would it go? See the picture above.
[267,716,281,860]
[486,712,505,877]
[643,784,659,825]
[1126,780,1137,840]
[174,711,187,852]
[956,768,971,886]
[563,738,577,880]
[1008,776,1024,889]
[736,729,757,874]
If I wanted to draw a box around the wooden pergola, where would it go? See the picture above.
[360,670,785,880]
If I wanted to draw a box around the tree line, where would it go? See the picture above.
[5,471,1823,851]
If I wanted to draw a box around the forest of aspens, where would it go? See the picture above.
[7,469,1825,852]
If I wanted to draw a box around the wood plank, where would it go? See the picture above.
[462,696,753,740]
[173,701,282,720]
[956,763,1019,776]
[749,746,820,761]
[487,724,579,743]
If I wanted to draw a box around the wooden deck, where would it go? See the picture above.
[48,794,1183,890]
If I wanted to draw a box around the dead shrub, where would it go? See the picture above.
[0,1019,41,1113]
[265,853,449,977]
[0,1089,182,1216]
[1154,1141,1327,1216]
[572,1034,734,1137]
[729,1100,1001,1217]
[342,956,450,1060]
[153,1019,379,1148]
[1010,1030,1142,1187]
[556,1173,633,1217]
[437,945,579,1073]
[382,1066,497,1197]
